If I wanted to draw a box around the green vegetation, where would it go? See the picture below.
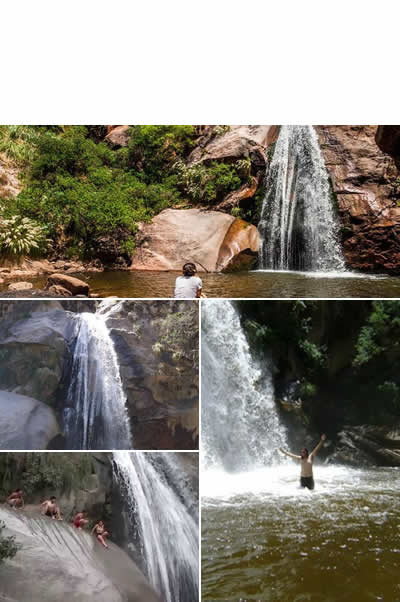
[0,520,20,563]
[0,453,94,497]
[237,300,400,431]
[0,125,252,262]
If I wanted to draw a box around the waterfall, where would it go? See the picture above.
[64,303,132,450]
[201,300,288,471]
[258,125,345,272]
[113,451,199,602]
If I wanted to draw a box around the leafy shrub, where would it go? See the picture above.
[174,160,242,203]
[0,126,40,166]
[127,125,196,182]
[0,214,47,258]
[0,520,20,563]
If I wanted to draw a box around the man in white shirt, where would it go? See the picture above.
[174,263,202,298]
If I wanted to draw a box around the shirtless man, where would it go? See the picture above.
[91,520,109,548]
[7,489,24,509]
[73,510,89,529]
[279,434,327,490]
[40,496,62,520]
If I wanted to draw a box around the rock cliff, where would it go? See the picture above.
[316,126,400,273]
[0,300,198,449]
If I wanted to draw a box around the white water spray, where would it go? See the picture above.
[258,125,345,272]
[113,451,199,602]
[201,300,288,472]
[64,302,132,450]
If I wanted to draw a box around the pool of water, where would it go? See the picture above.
[202,465,400,601]
[11,269,400,298]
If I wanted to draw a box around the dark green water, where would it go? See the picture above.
[202,465,400,601]
[8,269,400,298]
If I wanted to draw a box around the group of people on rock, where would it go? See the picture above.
[5,489,109,548]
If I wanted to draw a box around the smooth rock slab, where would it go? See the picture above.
[0,391,61,449]
[131,208,259,272]
[0,507,160,602]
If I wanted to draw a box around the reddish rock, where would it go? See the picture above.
[131,208,259,272]
[105,125,130,148]
[188,125,278,167]
[216,175,260,211]
[46,273,90,296]
[217,218,259,272]
[316,125,400,274]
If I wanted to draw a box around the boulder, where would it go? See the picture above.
[131,208,259,272]
[47,284,73,297]
[46,273,90,296]
[105,125,131,148]
[0,309,70,403]
[8,282,33,291]
[188,125,278,166]
[0,507,160,602]
[0,391,61,449]
[217,218,259,272]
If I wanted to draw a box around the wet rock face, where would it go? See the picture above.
[0,391,61,449]
[131,208,259,272]
[328,425,400,467]
[0,507,160,602]
[316,125,400,273]
[106,301,199,449]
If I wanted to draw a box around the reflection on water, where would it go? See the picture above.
[202,465,400,601]
[15,269,400,298]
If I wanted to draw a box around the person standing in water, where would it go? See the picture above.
[174,263,202,298]
[279,434,326,490]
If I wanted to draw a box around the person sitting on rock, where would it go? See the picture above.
[279,434,327,490]
[91,520,110,548]
[174,263,203,299]
[40,496,62,520]
[6,488,24,509]
[73,510,89,529]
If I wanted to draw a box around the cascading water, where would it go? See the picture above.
[113,451,199,602]
[64,302,132,450]
[258,125,346,272]
[201,299,288,471]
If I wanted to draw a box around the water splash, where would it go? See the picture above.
[258,125,345,272]
[201,299,288,471]
[64,303,132,450]
[113,451,199,602]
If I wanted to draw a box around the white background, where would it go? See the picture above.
[1,0,398,124]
